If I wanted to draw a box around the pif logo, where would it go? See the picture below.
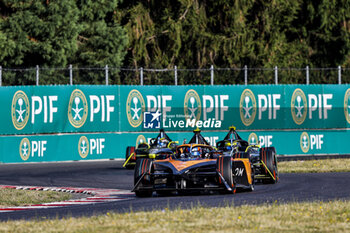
[248,133,258,145]
[126,90,145,128]
[344,88,350,124]
[12,91,30,130]
[240,89,256,126]
[19,138,47,160]
[184,89,201,122]
[19,138,31,161]
[68,89,88,128]
[78,136,105,158]
[78,136,89,159]
[300,132,310,153]
[291,88,307,125]
[136,135,147,147]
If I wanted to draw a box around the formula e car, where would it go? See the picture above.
[132,129,254,197]
[216,126,279,184]
[123,129,178,169]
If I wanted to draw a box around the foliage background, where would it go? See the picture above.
[1,0,350,84]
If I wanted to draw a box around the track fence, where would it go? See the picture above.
[1,65,350,86]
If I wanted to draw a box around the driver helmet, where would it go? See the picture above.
[225,142,232,151]
[159,138,169,148]
[192,147,201,158]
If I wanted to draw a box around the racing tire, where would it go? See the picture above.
[260,147,279,184]
[125,146,135,170]
[217,156,236,194]
[134,158,154,197]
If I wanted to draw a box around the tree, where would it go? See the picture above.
[115,0,306,84]
[287,0,350,83]
[0,0,80,85]
[73,0,128,84]
[116,0,350,84]
[0,0,128,85]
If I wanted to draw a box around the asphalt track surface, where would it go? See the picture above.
[0,160,349,221]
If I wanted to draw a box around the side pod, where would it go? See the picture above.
[232,158,254,191]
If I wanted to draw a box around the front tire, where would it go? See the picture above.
[217,156,236,194]
[134,158,154,197]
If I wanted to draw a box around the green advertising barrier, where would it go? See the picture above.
[2,85,120,135]
[0,129,349,163]
[2,84,350,135]
[119,85,350,131]
[1,84,350,163]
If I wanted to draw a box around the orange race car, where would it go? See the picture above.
[132,129,254,197]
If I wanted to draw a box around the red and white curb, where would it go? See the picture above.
[0,185,135,213]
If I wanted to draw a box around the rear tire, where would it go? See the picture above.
[260,147,279,184]
[125,146,135,170]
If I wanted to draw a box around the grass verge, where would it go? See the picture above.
[0,188,72,207]
[0,159,348,231]
[0,200,349,232]
[278,158,350,173]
